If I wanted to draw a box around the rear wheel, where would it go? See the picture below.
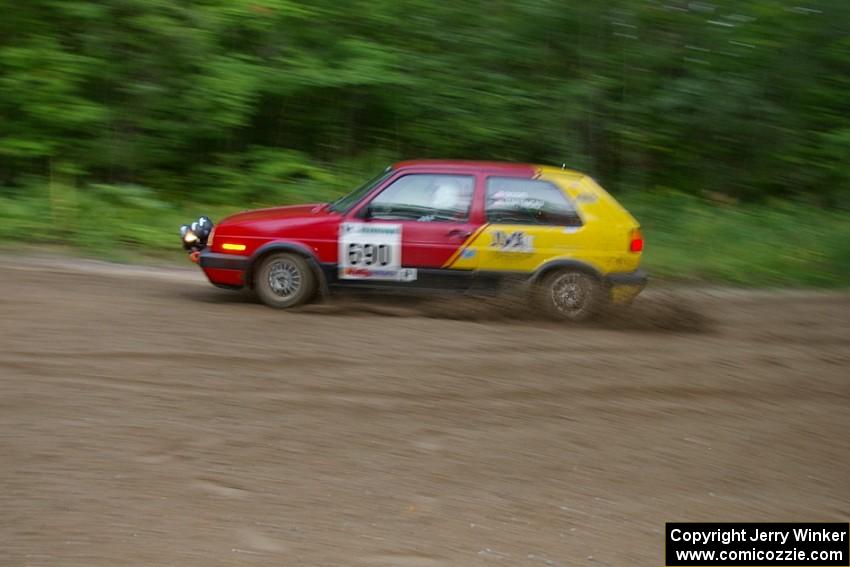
[254,253,316,309]
[537,270,606,322]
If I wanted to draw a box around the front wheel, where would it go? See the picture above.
[537,270,606,322]
[254,253,316,309]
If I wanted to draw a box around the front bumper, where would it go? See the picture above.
[604,269,648,305]
[199,250,249,271]
[198,250,249,288]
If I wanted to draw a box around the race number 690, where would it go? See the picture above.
[347,243,391,266]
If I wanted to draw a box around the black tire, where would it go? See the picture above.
[537,269,606,322]
[254,253,316,309]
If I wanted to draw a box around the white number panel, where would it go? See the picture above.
[339,223,417,281]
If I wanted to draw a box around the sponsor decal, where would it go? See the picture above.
[342,266,417,282]
[397,268,417,282]
[491,190,545,210]
[490,230,534,253]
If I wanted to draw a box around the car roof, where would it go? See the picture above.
[391,159,584,178]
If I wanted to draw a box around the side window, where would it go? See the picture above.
[486,177,582,226]
[367,174,474,222]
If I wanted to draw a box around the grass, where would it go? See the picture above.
[621,190,850,287]
[1,182,848,287]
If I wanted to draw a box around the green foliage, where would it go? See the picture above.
[192,148,342,206]
[1,0,848,202]
[622,190,850,287]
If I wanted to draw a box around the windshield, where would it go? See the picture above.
[328,168,393,213]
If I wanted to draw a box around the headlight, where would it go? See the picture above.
[183,231,199,244]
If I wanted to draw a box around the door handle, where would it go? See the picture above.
[447,229,472,240]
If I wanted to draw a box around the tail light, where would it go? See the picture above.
[629,229,644,253]
[207,226,216,248]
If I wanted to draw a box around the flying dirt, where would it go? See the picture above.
[1,256,848,566]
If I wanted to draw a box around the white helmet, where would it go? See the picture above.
[432,181,460,210]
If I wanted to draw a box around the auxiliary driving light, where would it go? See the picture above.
[179,216,215,252]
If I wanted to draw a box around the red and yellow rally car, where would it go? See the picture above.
[180,160,646,321]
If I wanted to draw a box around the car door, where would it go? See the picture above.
[340,172,479,288]
[472,175,586,274]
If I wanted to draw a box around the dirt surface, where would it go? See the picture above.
[1,256,848,566]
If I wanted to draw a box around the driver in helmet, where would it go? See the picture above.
[429,179,469,220]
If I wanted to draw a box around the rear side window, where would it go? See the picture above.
[486,177,582,226]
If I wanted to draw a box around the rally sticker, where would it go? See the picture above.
[339,223,417,281]
[490,191,545,210]
[490,230,534,253]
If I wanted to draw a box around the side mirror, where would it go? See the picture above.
[359,204,373,220]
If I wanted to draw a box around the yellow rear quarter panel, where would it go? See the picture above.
[450,169,641,275]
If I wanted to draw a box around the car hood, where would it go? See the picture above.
[219,204,328,225]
